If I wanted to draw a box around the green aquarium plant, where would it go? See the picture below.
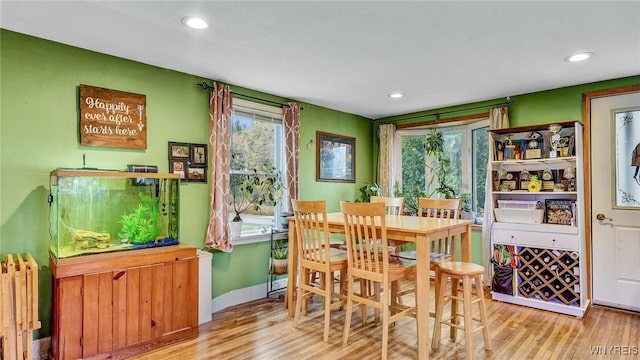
[118,193,161,244]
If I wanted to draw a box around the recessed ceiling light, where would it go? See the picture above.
[182,17,208,30]
[565,52,593,62]
[388,92,404,99]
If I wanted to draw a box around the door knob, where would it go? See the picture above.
[596,213,613,221]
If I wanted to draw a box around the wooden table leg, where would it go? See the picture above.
[461,223,471,262]
[416,234,430,360]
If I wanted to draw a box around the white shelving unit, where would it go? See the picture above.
[489,121,589,317]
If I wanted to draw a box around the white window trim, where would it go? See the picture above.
[393,118,489,196]
[230,99,286,244]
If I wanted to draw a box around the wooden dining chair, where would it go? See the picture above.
[291,200,348,342]
[394,197,461,305]
[370,196,404,215]
[340,201,416,360]
[370,195,405,253]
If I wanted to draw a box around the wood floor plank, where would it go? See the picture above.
[129,283,640,360]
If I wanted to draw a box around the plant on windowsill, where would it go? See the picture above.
[230,162,285,237]
[460,193,474,220]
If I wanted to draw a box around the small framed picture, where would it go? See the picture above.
[190,143,208,166]
[169,142,190,159]
[187,167,207,183]
[170,160,187,179]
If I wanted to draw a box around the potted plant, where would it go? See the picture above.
[270,239,288,274]
[229,162,285,237]
[355,182,382,202]
[460,193,474,220]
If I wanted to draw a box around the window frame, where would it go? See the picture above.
[230,99,287,244]
[393,118,489,216]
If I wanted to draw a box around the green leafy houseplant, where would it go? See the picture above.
[271,246,288,260]
[230,162,285,222]
[461,193,472,212]
[271,239,288,274]
[423,129,457,199]
[355,182,382,202]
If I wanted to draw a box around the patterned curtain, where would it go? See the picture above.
[377,123,395,196]
[483,106,510,280]
[204,83,233,251]
[283,102,301,210]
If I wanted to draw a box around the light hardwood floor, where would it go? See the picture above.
[130,284,640,360]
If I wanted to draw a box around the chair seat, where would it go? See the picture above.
[438,261,485,276]
[351,259,416,280]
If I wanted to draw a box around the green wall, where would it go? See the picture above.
[0,29,372,338]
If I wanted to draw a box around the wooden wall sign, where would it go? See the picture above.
[79,84,147,149]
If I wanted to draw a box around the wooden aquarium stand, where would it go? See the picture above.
[49,245,199,360]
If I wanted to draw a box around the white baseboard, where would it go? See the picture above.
[211,279,288,314]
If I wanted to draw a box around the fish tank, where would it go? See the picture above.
[49,170,180,259]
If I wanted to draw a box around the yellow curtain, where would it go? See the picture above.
[377,123,395,196]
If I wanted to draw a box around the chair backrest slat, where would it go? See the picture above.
[293,200,331,265]
[418,198,461,219]
[341,201,387,280]
[370,196,404,215]
[418,198,461,256]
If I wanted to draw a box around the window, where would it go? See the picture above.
[394,119,489,217]
[230,99,286,236]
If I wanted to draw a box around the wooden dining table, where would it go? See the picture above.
[286,212,473,360]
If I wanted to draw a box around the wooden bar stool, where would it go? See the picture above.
[432,261,491,359]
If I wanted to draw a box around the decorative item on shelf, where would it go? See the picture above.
[553,183,566,192]
[548,124,563,158]
[545,199,575,225]
[525,131,543,159]
[504,134,523,160]
[495,141,505,161]
[528,175,541,192]
[542,168,555,191]
[559,137,571,157]
[520,169,531,190]
[564,165,576,191]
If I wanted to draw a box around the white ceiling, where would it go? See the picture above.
[2,1,639,119]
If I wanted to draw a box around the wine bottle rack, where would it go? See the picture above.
[517,247,580,306]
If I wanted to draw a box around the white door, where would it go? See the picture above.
[591,91,640,311]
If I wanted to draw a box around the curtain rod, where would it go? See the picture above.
[197,81,302,109]
[378,98,515,124]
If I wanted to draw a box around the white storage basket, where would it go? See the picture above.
[494,208,544,224]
